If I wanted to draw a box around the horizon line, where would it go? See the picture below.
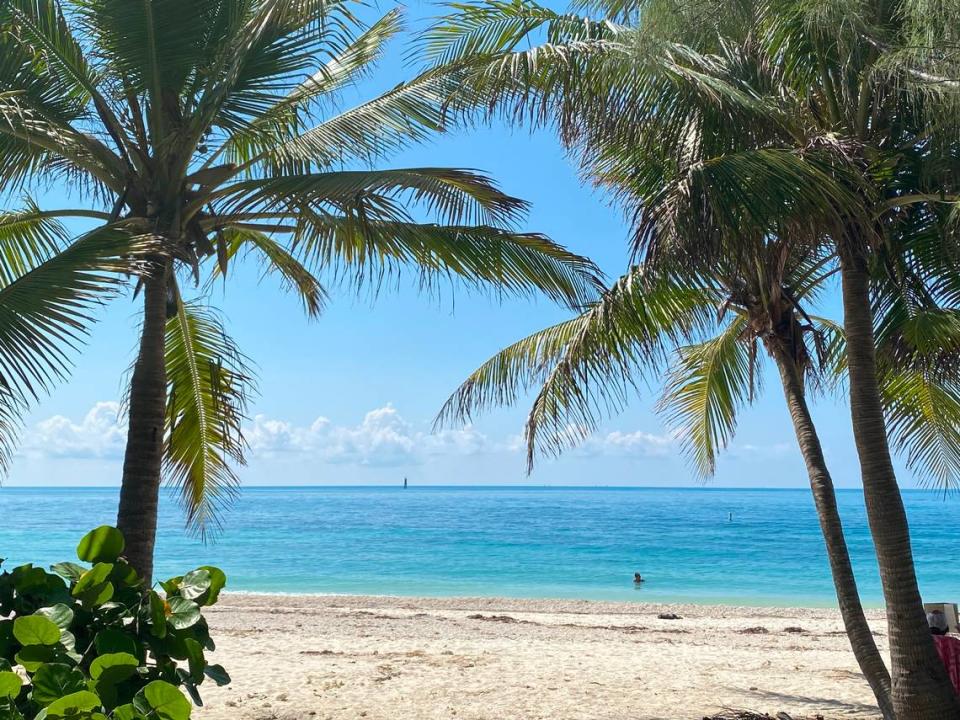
[0,483,942,492]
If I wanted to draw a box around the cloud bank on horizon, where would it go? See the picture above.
[17,401,684,470]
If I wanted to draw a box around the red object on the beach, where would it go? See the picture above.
[933,634,960,695]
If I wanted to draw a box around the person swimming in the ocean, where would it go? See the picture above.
[633,572,645,584]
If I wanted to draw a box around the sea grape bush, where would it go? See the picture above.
[0,527,229,720]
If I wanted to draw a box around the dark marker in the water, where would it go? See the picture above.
[403,477,408,489]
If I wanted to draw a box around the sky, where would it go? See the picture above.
[2,1,924,491]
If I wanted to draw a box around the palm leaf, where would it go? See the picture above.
[657,313,757,478]
[0,201,70,287]
[216,226,328,318]
[292,219,602,309]
[0,223,151,471]
[438,268,714,467]
[164,290,257,537]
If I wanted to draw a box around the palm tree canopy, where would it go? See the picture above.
[426,0,960,489]
[0,0,603,532]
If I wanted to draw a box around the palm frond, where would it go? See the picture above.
[0,223,152,472]
[0,201,70,287]
[219,7,406,167]
[217,226,328,318]
[881,366,960,492]
[438,268,715,467]
[291,218,603,309]
[164,290,257,537]
[210,168,530,228]
[240,68,466,172]
[657,313,757,478]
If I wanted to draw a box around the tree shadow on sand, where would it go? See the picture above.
[728,687,880,717]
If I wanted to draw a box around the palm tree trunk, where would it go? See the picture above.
[769,342,894,720]
[117,258,169,585]
[838,247,960,718]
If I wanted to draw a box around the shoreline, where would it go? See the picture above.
[198,592,885,719]
[216,590,880,613]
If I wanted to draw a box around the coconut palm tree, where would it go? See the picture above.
[437,240,906,717]
[0,0,603,584]
[422,0,960,714]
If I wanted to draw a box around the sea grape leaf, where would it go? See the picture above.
[194,568,225,607]
[15,644,55,672]
[43,690,101,719]
[50,564,86,582]
[31,664,87,706]
[147,593,167,639]
[36,605,74,631]
[0,672,21,700]
[13,616,61,646]
[133,681,191,720]
[90,653,138,685]
[176,571,210,602]
[94,630,139,659]
[76,528,124,564]
[202,665,230,686]
[182,639,203,683]
[165,599,200,631]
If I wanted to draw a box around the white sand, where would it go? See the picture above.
[197,594,886,720]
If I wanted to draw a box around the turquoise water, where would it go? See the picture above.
[0,486,957,607]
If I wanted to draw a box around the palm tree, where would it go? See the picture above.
[422,0,960,714]
[437,240,905,717]
[0,0,603,583]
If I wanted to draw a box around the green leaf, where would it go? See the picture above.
[13,615,61,646]
[133,681,191,720]
[94,630,138,658]
[0,672,21,700]
[31,664,86,706]
[50,564,86,582]
[89,653,138,685]
[176,571,210,602]
[163,297,252,539]
[36,604,74,631]
[76,527,124,564]
[158,578,181,596]
[183,639,204,683]
[111,705,142,720]
[72,564,113,609]
[195,568,225,607]
[147,593,167,639]
[202,665,230,687]
[14,644,54,672]
[44,690,101,719]
[165,598,200,631]
[108,561,140,589]
[72,564,112,595]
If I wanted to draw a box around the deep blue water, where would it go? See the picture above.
[0,486,957,607]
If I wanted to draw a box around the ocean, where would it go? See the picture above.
[0,486,956,607]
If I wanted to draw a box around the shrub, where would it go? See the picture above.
[0,527,229,719]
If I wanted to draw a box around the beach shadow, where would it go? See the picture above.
[733,687,880,716]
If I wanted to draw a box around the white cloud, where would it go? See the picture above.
[22,401,126,459]
[18,400,689,468]
[502,424,677,458]
[590,429,676,456]
[247,404,487,466]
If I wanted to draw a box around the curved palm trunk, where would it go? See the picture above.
[117,259,169,585]
[839,248,960,718]
[769,342,894,720]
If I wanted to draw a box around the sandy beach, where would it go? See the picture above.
[197,593,885,720]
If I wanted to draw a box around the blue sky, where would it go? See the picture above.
[4,1,912,490]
